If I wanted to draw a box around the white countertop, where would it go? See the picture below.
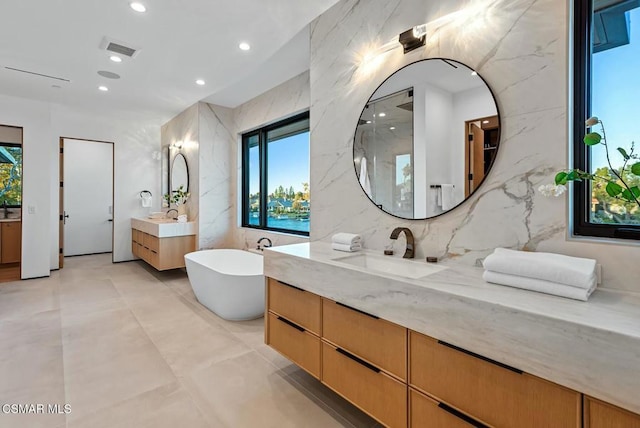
[264,242,640,414]
[131,217,196,238]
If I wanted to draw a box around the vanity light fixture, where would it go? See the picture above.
[171,141,184,149]
[239,42,251,51]
[98,85,109,92]
[195,79,205,86]
[110,55,122,63]
[399,24,427,54]
[130,2,146,12]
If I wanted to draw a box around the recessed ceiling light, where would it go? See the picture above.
[195,79,206,86]
[378,112,386,117]
[471,71,478,76]
[130,2,146,12]
[98,86,109,92]
[110,55,122,63]
[97,70,121,79]
[390,126,396,130]
[482,120,490,124]
[51,85,61,89]
[366,120,372,124]
[239,42,251,51]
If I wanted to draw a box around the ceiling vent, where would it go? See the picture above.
[99,37,140,58]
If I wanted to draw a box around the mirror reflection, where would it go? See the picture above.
[171,153,189,193]
[353,58,500,219]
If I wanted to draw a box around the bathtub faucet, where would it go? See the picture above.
[256,237,272,251]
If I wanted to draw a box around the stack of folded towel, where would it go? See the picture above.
[482,248,597,301]
[331,233,362,252]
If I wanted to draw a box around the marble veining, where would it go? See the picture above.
[308,0,640,291]
[265,242,640,414]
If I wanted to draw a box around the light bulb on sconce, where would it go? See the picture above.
[399,24,427,54]
[171,141,184,150]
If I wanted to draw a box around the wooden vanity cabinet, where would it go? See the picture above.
[0,221,21,282]
[131,228,195,270]
[584,396,640,428]
[265,278,322,378]
[265,276,640,428]
[1,221,21,264]
[409,331,581,428]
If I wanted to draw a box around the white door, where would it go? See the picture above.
[63,139,113,256]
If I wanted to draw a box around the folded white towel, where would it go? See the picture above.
[141,195,152,208]
[483,248,597,290]
[331,242,362,252]
[483,270,596,301]
[440,184,455,211]
[332,233,362,246]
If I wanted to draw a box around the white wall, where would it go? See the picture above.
[0,94,52,279]
[309,0,640,291]
[0,93,163,277]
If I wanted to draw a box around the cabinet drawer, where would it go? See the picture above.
[322,298,406,380]
[143,233,159,252]
[267,312,320,378]
[410,388,482,428]
[132,240,138,257]
[585,396,640,428]
[267,278,321,335]
[322,341,407,428]
[132,228,140,243]
[409,331,580,428]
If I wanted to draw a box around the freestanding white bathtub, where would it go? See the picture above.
[184,249,264,321]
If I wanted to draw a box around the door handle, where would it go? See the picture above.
[107,219,113,222]
[63,211,69,225]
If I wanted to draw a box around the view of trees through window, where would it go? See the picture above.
[243,113,310,235]
[589,1,640,225]
[0,145,22,206]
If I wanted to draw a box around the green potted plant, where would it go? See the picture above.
[540,117,640,217]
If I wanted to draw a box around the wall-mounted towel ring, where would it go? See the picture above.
[430,184,455,189]
[139,190,152,198]
[139,190,153,208]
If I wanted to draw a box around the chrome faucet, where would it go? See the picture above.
[2,201,7,219]
[165,209,178,220]
[389,227,415,259]
[257,237,273,251]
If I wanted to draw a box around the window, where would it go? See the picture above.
[0,144,22,207]
[241,112,310,236]
[574,0,640,239]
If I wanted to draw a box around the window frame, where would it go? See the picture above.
[573,0,640,240]
[241,111,310,237]
[0,142,23,208]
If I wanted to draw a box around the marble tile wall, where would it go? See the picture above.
[309,0,640,291]
[231,71,311,250]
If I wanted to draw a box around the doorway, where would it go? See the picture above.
[59,138,114,268]
[464,116,499,197]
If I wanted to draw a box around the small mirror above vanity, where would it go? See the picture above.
[353,58,501,219]
[171,152,189,193]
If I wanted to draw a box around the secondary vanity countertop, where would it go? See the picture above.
[264,242,640,414]
[131,217,196,238]
[0,218,21,222]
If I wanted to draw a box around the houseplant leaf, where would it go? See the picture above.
[605,182,623,197]
[584,132,602,146]
[555,172,568,185]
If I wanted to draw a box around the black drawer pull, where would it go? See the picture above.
[277,281,305,292]
[438,402,488,427]
[336,302,379,319]
[437,340,523,374]
[276,316,305,332]
[336,348,380,373]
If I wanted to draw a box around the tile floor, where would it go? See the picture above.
[0,254,378,428]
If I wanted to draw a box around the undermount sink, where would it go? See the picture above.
[333,253,448,279]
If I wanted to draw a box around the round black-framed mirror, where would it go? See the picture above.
[353,58,501,220]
